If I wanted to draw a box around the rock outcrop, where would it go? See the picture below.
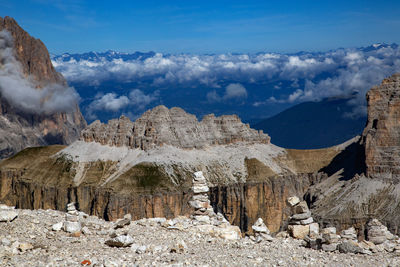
[0,16,86,158]
[81,106,269,150]
[306,73,400,235]
[361,73,400,181]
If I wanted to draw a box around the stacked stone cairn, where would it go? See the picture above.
[189,171,216,225]
[286,195,400,254]
[106,214,134,247]
[251,218,273,243]
[188,171,241,240]
[287,196,319,240]
[63,203,81,234]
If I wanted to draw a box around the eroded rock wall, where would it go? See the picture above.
[361,73,400,181]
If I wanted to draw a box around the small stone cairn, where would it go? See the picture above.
[63,203,82,234]
[188,171,241,239]
[251,218,273,242]
[189,171,216,225]
[287,196,319,240]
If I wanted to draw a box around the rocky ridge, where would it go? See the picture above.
[0,16,86,158]
[81,105,269,150]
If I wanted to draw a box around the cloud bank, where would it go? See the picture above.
[53,43,400,117]
[86,89,159,120]
[0,30,79,114]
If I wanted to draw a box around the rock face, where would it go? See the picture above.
[0,16,86,158]
[306,73,400,235]
[81,106,269,150]
[361,73,400,181]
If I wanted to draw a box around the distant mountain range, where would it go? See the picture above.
[51,43,399,149]
[252,95,366,149]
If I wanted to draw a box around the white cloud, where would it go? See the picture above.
[207,83,247,103]
[0,30,79,114]
[86,89,159,120]
[224,83,247,99]
[53,44,400,118]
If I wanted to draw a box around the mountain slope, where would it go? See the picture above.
[0,16,86,158]
[253,96,366,149]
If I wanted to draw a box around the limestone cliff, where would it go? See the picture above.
[307,73,400,235]
[81,105,269,150]
[361,73,400,181]
[0,16,86,158]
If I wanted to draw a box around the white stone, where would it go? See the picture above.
[287,196,300,207]
[252,218,270,234]
[0,209,18,222]
[63,221,81,233]
[193,185,209,194]
[52,222,63,231]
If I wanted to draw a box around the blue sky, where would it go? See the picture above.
[1,0,400,54]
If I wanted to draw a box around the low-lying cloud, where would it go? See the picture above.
[0,30,79,114]
[53,43,400,117]
[207,83,247,103]
[86,89,159,120]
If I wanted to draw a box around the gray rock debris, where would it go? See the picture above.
[0,204,18,222]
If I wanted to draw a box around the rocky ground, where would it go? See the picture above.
[0,207,399,267]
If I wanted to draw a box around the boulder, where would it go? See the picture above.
[288,225,309,239]
[338,241,364,254]
[105,235,134,247]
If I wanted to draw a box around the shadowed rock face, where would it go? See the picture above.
[0,16,86,158]
[81,106,269,150]
[361,73,400,181]
[307,73,400,235]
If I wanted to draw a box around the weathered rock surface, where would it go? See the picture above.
[361,73,400,181]
[0,16,86,159]
[82,105,269,150]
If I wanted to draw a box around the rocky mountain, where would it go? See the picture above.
[0,101,353,233]
[82,105,270,150]
[0,16,86,158]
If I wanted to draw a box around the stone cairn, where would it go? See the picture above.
[286,196,400,254]
[251,218,273,242]
[188,171,241,240]
[287,196,319,240]
[63,203,82,234]
[189,171,228,226]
